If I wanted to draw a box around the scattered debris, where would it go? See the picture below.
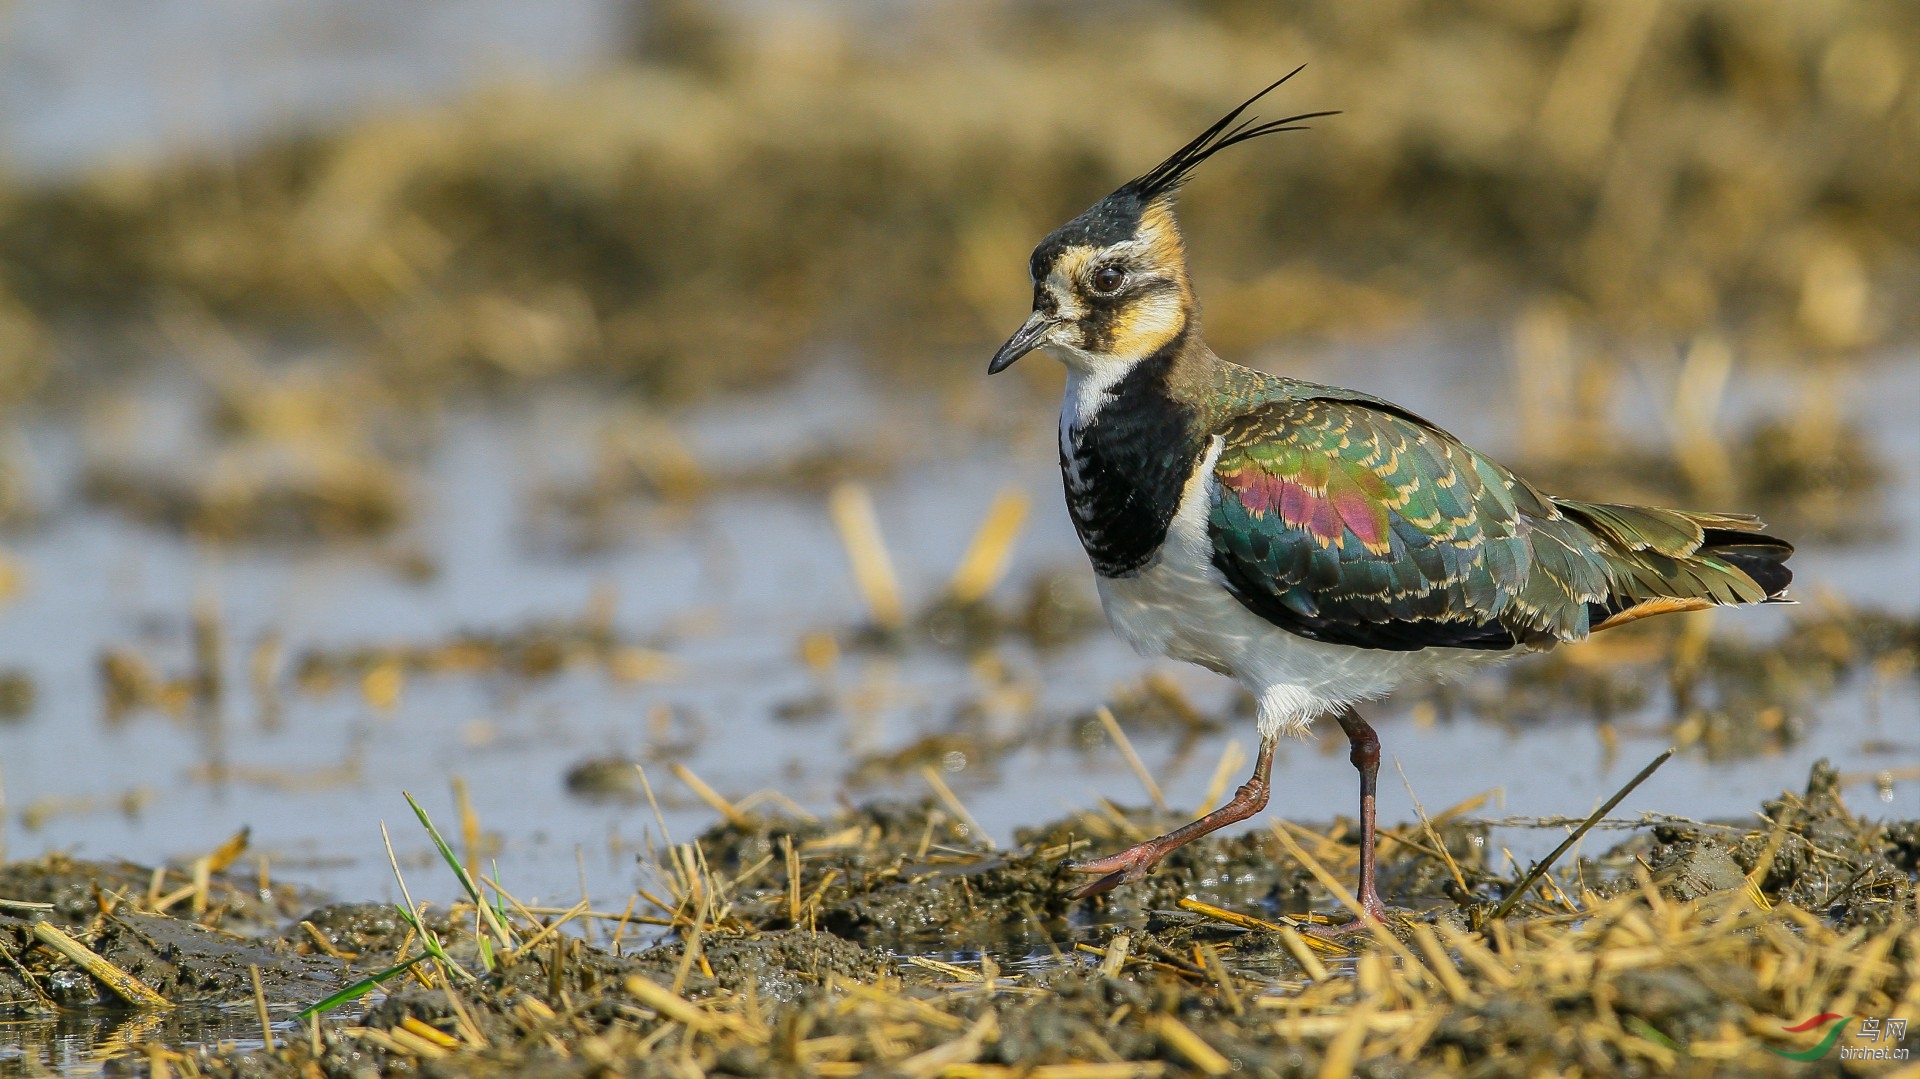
[0,761,1908,1076]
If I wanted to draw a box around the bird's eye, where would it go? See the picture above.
[1091,265,1125,294]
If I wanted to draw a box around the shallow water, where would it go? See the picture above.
[0,0,626,178]
[0,1009,271,1076]
[0,6,1914,1077]
[4,342,1915,927]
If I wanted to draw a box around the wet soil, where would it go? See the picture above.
[3,8,1918,1076]
[1,760,1911,1077]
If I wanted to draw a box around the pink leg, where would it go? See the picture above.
[1066,736,1278,900]
[1305,707,1389,936]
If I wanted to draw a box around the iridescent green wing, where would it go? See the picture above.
[1206,396,1611,650]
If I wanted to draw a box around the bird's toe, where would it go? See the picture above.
[1064,869,1131,900]
[1068,851,1137,876]
[1063,848,1156,899]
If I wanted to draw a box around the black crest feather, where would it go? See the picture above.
[1121,66,1337,201]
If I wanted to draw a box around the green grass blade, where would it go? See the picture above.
[1626,1017,1683,1053]
[404,791,516,950]
[392,902,477,983]
[295,953,430,1020]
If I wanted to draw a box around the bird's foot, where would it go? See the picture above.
[1301,890,1391,939]
[1064,843,1167,900]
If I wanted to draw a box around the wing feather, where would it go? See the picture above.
[1208,396,1603,651]
[1204,384,1790,652]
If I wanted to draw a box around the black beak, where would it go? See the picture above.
[987,314,1056,374]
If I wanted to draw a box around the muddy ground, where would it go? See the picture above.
[3,6,1918,1077]
[0,760,1912,1078]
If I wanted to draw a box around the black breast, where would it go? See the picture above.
[1061,347,1206,578]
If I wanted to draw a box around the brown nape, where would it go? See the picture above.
[1135,197,1193,295]
[1086,198,1197,361]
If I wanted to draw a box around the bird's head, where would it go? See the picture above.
[988,69,1334,377]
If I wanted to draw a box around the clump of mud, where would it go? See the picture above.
[74,357,417,543]
[6,760,1909,1076]
[0,854,336,1040]
[1588,760,1917,931]
[1450,600,1920,759]
[290,600,675,694]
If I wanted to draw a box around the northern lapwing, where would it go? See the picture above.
[987,69,1793,933]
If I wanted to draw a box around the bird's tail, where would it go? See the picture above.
[1551,500,1795,633]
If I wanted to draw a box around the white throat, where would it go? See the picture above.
[1055,351,1134,437]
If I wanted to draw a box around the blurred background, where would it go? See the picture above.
[0,0,1914,910]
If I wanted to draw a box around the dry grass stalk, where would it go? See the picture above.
[1099,934,1132,978]
[1490,748,1673,919]
[1094,706,1169,815]
[399,1016,461,1051]
[634,763,675,849]
[29,922,171,1009]
[203,827,251,874]
[1194,944,1244,1017]
[515,899,592,955]
[783,835,802,924]
[1175,897,1347,957]
[49,756,1916,1076]
[1278,925,1334,983]
[625,974,727,1034]
[1314,997,1375,1079]
[906,956,985,983]
[1669,335,1738,503]
[1407,923,1479,1005]
[450,774,481,877]
[189,856,211,919]
[1392,760,1469,895]
[1194,740,1246,817]
[946,488,1030,605]
[249,963,274,1051]
[670,762,752,830]
[828,483,904,632]
[895,1010,1000,1079]
[920,766,995,850]
[441,985,488,1049]
[1150,1014,1233,1076]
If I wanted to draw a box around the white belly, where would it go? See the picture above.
[1096,437,1513,738]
